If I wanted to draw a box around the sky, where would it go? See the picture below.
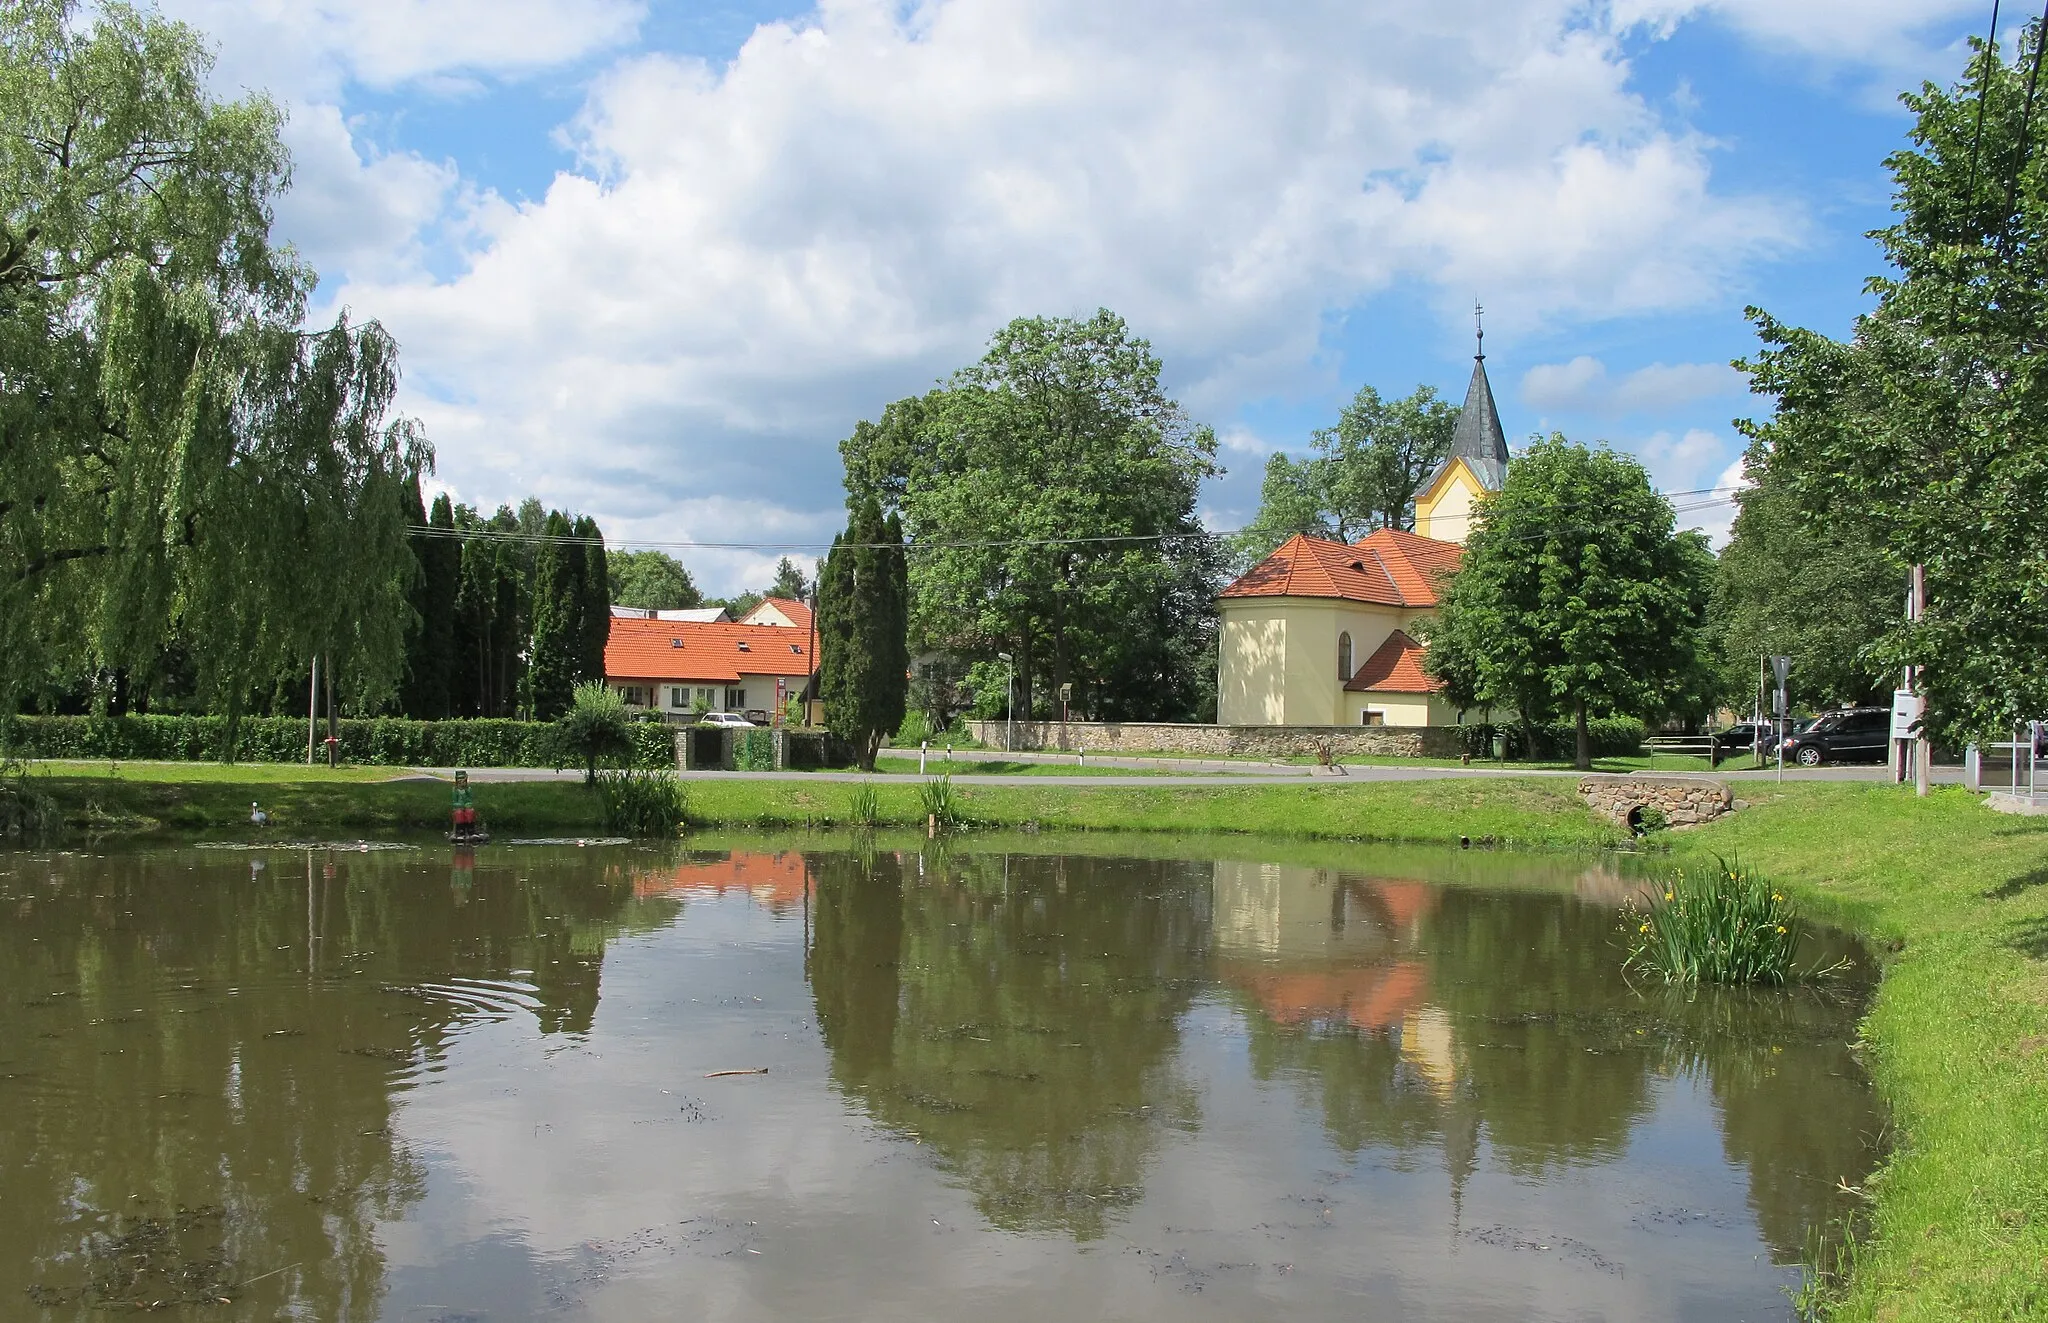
[154,0,1989,593]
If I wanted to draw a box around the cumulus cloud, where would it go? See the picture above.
[1521,356,1749,414]
[309,0,1812,576]
[1613,0,1981,72]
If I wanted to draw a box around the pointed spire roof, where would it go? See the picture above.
[1438,303,1510,491]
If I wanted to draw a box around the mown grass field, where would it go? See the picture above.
[12,762,2046,1316]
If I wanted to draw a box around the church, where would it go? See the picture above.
[1215,335,1510,728]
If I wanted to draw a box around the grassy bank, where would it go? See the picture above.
[23,763,1624,850]
[1670,784,2048,1321]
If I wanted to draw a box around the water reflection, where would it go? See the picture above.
[0,841,1882,1321]
[810,850,1210,1238]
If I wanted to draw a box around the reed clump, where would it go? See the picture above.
[848,782,882,829]
[592,768,689,837]
[1621,856,1838,986]
[919,775,961,832]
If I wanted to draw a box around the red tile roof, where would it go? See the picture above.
[1344,630,1441,693]
[604,616,816,684]
[1219,529,1461,607]
[743,596,813,631]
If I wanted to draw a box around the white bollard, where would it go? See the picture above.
[920,741,928,775]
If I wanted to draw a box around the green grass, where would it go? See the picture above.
[22,758,413,784]
[872,755,1192,776]
[1673,784,2048,1321]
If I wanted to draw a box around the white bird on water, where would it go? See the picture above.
[249,801,269,826]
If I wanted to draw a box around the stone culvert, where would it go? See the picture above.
[1579,775,1735,832]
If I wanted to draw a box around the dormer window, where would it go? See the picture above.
[670,638,683,649]
[737,640,751,652]
[790,643,802,654]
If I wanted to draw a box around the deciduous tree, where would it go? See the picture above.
[1423,436,1714,769]
[1739,28,2048,740]
[608,550,702,610]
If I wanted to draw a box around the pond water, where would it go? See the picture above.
[0,839,1881,1321]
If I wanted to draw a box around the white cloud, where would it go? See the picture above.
[1521,356,1748,414]
[271,104,458,285]
[1681,452,1750,548]
[162,0,644,97]
[306,0,1812,585]
[1613,0,1981,72]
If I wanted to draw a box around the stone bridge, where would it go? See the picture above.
[1578,775,1735,832]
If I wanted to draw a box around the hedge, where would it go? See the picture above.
[0,714,678,770]
[1452,717,1647,762]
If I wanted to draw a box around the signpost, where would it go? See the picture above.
[1771,656,1790,783]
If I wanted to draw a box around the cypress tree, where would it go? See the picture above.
[400,490,460,718]
[573,515,611,685]
[527,510,582,720]
[819,497,911,769]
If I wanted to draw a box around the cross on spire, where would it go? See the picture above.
[1473,299,1485,361]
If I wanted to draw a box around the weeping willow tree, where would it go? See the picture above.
[0,1,429,728]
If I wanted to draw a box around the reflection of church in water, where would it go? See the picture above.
[1212,861,1458,1090]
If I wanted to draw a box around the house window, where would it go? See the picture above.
[1338,632,1353,682]
[726,687,746,710]
[697,687,714,707]
[1361,710,1385,726]
[670,687,688,708]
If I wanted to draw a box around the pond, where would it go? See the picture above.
[0,838,1882,1321]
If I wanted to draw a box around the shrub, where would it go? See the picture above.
[0,758,58,842]
[1,713,677,770]
[557,683,634,784]
[1454,717,1647,762]
[895,710,932,747]
[1620,857,1842,986]
[592,768,689,837]
[733,728,776,771]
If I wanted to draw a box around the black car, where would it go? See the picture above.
[1778,708,1891,767]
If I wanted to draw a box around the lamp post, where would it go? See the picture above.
[998,651,1015,752]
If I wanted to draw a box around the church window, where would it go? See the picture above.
[1338,632,1353,682]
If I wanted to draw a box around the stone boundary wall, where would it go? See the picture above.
[1578,775,1734,830]
[962,720,1465,760]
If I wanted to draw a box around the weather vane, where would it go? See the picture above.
[1474,298,1485,360]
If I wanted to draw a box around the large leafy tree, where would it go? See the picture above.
[1423,435,1714,769]
[608,549,701,610]
[842,310,1220,721]
[1236,383,1458,561]
[1740,27,2048,741]
[0,1,429,723]
[817,495,908,768]
[1710,464,1902,712]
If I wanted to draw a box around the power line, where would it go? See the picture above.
[406,485,1744,553]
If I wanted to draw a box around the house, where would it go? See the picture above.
[604,611,816,722]
[1215,338,1509,728]
[611,605,732,623]
[738,596,813,631]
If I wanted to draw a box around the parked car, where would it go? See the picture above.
[1710,722,1768,757]
[1757,716,1815,763]
[1778,707,1891,766]
[696,711,755,728]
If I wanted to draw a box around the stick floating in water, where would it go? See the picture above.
[704,1067,770,1078]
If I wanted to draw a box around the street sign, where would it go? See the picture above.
[1890,689,1923,742]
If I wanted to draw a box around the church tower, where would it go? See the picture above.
[1414,304,1511,544]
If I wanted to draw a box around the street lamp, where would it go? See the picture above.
[997,651,1015,752]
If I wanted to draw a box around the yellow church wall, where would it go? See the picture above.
[1220,598,1414,726]
[1343,691,1459,727]
[1414,460,1486,544]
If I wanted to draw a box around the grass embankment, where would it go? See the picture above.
[1672,785,2048,1321]
[23,763,1624,851]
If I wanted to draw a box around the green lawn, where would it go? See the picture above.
[872,754,1193,776]
[1671,784,2048,1321]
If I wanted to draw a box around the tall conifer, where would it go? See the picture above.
[819,497,910,768]
[527,510,582,720]
[573,515,611,686]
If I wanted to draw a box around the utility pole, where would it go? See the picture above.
[306,656,318,765]
[1911,565,1930,798]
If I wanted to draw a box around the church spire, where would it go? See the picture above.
[1448,300,1509,490]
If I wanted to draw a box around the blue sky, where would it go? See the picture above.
[161,0,1985,591]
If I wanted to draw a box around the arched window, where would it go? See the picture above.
[1338,632,1353,682]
